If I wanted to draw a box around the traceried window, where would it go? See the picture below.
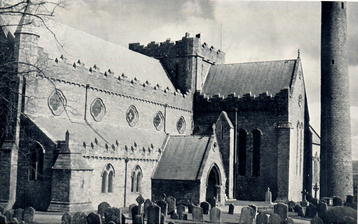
[252,129,261,177]
[131,165,142,193]
[28,143,44,181]
[153,111,164,131]
[126,105,139,127]
[238,129,247,176]
[101,164,115,193]
[90,98,106,121]
[177,116,186,134]
[48,89,67,116]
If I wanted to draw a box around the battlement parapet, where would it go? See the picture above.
[129,33,225,64]
[195,89,288,114]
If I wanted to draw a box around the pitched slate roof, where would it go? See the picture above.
[153,135,212,180]
[202,59,297,97]
[52,152,93,170]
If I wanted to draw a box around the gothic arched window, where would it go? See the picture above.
[101,164,115,193]
[252,129,261,177]
[28,142,44,181]
[238,129,247,176]
[131,165,143,193]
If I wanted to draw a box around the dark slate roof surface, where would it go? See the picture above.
[153,135,211,180]
[202,59,297,97]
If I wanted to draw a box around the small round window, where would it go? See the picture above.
[48,89,67,116]
[126,105,139,127]
[153,111,164,131]
[90,98,106,121]
[177,116,186,134]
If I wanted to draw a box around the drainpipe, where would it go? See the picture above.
[164,104,168,134]
[84,84,89,120]
[124,157,129,207]
[233,108,238,198]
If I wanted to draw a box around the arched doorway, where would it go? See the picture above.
[206,164,221,208]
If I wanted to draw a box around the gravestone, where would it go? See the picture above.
[239,206,255,224]
[129,203,137,217]
[249,204,257,214]
[165,196,176,215]
[24,206,35,223]
[305,204,317,218]
[317,201,327,214]
[61,212,72,224]
[311,216,324,224]
[121,214,126,224]
[269,213,281,224]
[228,203,235,214]
[332,196,343,206]
[210,207,221,223]
[188,203,195,213]
[311,198,319,207]
[160,213,165,224]
[14,208,23,222]
[294,204,304,217]
[4,210,13,223]
[98,202,111,217]
[170,212,178,219]
[284,217,294,224]
[319,206,357,223]
[0,206,4,215]
[346,195,354,204]
[144,199,152,218]
[192,206,203,222]
[321,197,332,206]
[104,207,121,224]
[200,201,210,215]
[182,213,188,220]
[72,212,87,224]
[177,205,185,219]
[12,217,19,224]
[147,204,161,224]
[87,212,102,224]
[131,205,139,220]
[265,188,272,204]
[136,195,145,214]
[256,212,270,224]
[133,214,143,224]
[274,203,288,222]
[0,215,6,224]
[341,216,356,224]
[155,200,168,216]
[287,201,296,212]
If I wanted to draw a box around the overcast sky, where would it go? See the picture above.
[51,1,357,159]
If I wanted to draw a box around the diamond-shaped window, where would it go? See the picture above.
[153,111,164,131]
[90,98,106,121]
[48,89,67,116]
[126,105,139,127]
[177,116,186,134]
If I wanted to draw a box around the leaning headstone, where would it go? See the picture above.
[256,212,270,224]
[23,206,35,223]
[177,205,185,219]
[0,215,7,224]
[294,204,304,217]
[131,205,139,220]
[147,204,161,224]
[98,202,111,217]
[274,203,288,222]
[192,206,203,222]
[239,206,255,224]
[13,208,23,222]
[133,214,143,224]
[155,200,168,216]
[311,216,324,224]
[305,204,317,218]
[265,188,272,204]
[317,201,327,215]
[170,212,178,219]
[72,212,87,224]
[228,203,235,214]
[269,213,281,224]
[287,201,296,212]
[144,199,152,218]
[4,210,13,223]
[210,207,221,223]
[87,212,102,224]
[332,196,343,206]
[165,196,176,215]
[160,213,165,224]
[61,212,72,224]
[104,207,121,224]
[200,201,211,215]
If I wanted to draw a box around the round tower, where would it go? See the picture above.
[320,1,353,199]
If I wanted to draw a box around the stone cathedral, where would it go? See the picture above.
[0,4,321,212]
